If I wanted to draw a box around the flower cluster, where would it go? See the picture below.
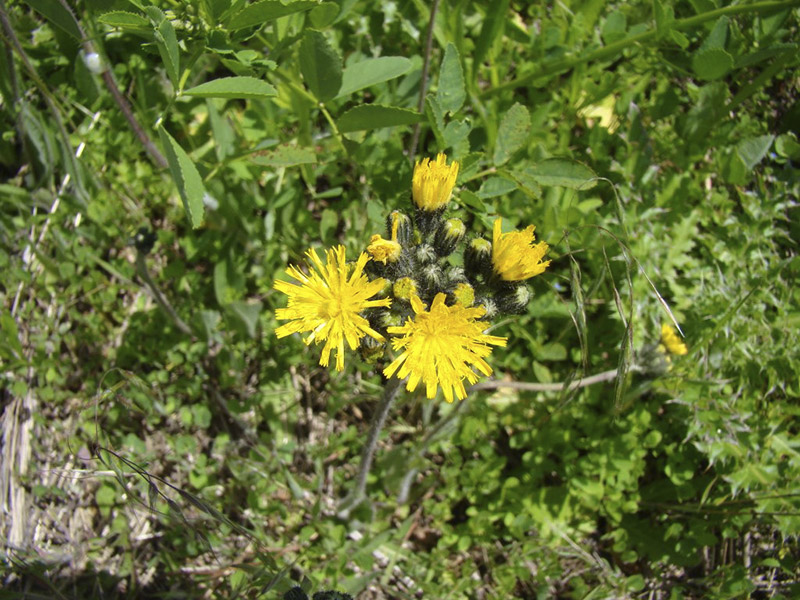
[274,153,551,401]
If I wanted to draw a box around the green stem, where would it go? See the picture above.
[484,0,800,97]
[337,375,404,519]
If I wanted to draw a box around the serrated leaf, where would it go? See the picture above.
[98,10,150,30]
[183,76,277,99]
[227,0,318,31]
[692,47,733,81]
[437,43,465,114]
[736,135,774,171]
[336,57,412,98]
[425,94,445,147]
[493,102,530,165]
[309,2,339,27]
[509,167,542,199]
[701,16,729,51]
[299,30,342,101]
[443,119,470,156]
[336,104,424,133]
[152,16,180,88]
[528,158,597,189]
[23,0,82,40]
[226,301,262,338]
[158,126,206,229]
[251,145,317,167]
[602,11,627,45]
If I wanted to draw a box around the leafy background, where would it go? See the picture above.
[1,0,798,598]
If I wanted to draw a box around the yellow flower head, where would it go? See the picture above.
[274,246,391,371]
[412,153,459,211]
[660,324,688,356]
[491,217,551,281]
[384,293,507,403]
[367,211,403,263]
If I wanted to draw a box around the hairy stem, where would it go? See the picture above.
[337,375,404,518]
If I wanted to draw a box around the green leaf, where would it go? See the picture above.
[150,12,180,88]
[701,16,729,51]
[473,0,510,70]
[653,0,675,38]
[336,104,424,133]
[251,145,317,167]
[437,43,465,114]
[527,158,597,189]
[97,11,150,30]
[736,135,774,171]
[443,120,471,156]
[477,176,516,199]
[309,2,339,28]
[602,11,627,45]
[425,94,445,147]
[227,301,262,338]
[692,47,734,81]
[183,76,277,99]
[23,0,82,40]
[493,102,530,166]
[336,57,412,98]
[299,30,342,102]
[227,0,318,31]
[158,126,206,229]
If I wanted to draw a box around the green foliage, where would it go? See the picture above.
[1,0,798,598]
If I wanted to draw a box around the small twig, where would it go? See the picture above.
[55,0,168,169]
[470,368,622,393]
[407,0,441,161]
[337,376,404,519]
[134,251,193,337]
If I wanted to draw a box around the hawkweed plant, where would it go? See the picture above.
[274,153,551,516]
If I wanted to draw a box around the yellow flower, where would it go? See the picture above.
[412,153,459,211]
[491,217,551,281]
[367,211,402,263]
[660,324,688,356]
[384,293,507,402]
[274,246,391,371]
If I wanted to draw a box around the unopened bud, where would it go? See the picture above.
[434,218,466,256]
[449,282,475,307]
[393,277,418,302]
[496,283,531,314]
[386,210,412,245]
[464,237,493,283]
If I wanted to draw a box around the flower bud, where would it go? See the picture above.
[393,277,419,302]
[464,237,493,284]
[449,282,475,307]
[359,336,386,364]
[496,283,531,314]
[386,210,412,246]
[434,218,466,257]
[420,263,444,292]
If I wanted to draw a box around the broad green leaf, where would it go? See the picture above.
[226,301,262,338]
[336,105,424,133]
[509,167,542,199]
[183,76,277,99]
[692,47,734,81]
[700,16,729,51]
[23,0,82,40]
[602,11,627,45]
[493,102,530,165]
[527,158,597,189]
[477,176,516,199]
[97,11,150,30]
[227,0,317,31]
[459,189,487,212]
[251,145,317,167]
[443,120,470,156]
[336,57,412,98]
[158,126,206,229]
[737,135,774,170]
[310,2,339,27]
[299,30,342,101]
[775,133,800,160]
[437,43,465,114]
[203,0,231,21]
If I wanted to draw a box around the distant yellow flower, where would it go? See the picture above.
[491,217,551,281]
[274,246,391,371]
[660,324,688,356]
[412,153,459,211]
[384,293,507,402]
[367,210,402,263]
